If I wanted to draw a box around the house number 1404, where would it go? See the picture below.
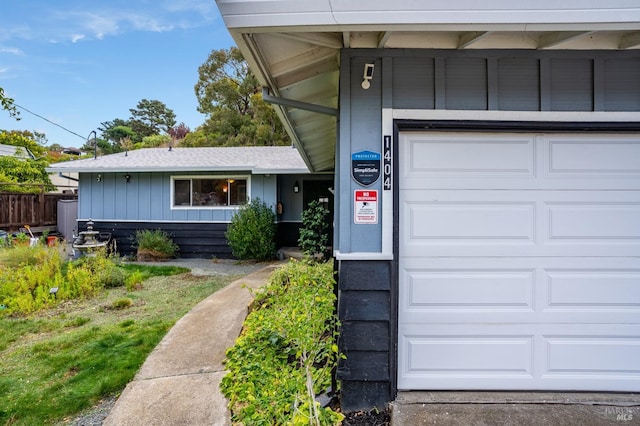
[383,135,392,191]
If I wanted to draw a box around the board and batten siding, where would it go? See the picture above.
[76,171,276,258]
[336,48,640,412]
[78,172,275,222]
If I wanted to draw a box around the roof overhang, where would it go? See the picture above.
[215,0,640,172]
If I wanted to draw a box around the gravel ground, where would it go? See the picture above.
[60,258,275,426]
[62,396,117,426]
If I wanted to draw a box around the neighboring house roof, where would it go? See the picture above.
[46,146,309,174]
[0,143,35,159]
[215,0,640,172]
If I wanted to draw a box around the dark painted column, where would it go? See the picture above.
[337,260,393,411]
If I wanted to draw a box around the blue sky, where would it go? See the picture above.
[0,0,235,148]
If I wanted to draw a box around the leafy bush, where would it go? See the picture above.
[125,270,146,291]
[225,197,276,260]
[98,264,127,288]
[298,200,330,260]
[221,260,343,425]
[111,298,133,310]
[0,247,115,315]
[134,229,179,261]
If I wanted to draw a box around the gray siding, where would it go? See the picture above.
[78,172,275,222]
[337,48,640,410]
[339,48,640,255]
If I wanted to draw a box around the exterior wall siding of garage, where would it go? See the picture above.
[336,49,640,411]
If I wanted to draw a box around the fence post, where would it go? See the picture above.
[38,185,45,227]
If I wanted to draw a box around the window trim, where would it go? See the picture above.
[170,175,251,210]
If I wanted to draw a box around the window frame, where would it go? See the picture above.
[170,175,251,209]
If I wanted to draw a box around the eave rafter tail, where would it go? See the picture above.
[275,32,343,49]
[378,31,393,48]
[270,46,337,78]
[537,31,594,49]
[343,31,351,48]
[274,57,338,90]
[458,31,489,49]
[619,31,640,49]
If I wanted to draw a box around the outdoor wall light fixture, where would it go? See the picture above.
[124,174,131,183]
[361,63,374,89]
[293,181,300,193]
[96,174,102,182]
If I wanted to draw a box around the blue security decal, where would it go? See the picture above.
[351,150,381,186]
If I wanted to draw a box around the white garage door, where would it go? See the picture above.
[398,132,640,391]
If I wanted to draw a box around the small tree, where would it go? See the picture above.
[225,198,276,260]
[298,200,329,260]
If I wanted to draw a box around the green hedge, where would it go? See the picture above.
[221,260,343,425]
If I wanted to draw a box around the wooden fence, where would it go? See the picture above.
[0,187,78,232]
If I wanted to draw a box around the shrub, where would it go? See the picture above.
[298,200,330,260]
[111,298,133,310]
[221,260,343,425]
[134,229,179,261]
[0,247,114,315]
[98,264,127,288]
[225,197,276,260]
[125,270,146,291]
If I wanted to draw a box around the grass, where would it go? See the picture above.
[0,262,242,426]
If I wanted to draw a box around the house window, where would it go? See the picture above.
[172,177,248,207]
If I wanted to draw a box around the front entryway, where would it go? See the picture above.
[397,131,640,391]
[303,179,334,244]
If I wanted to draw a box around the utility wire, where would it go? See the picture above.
[13,103,88,141]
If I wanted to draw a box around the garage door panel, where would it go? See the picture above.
[402,133,640,190]
[407,201,535,241]
[404,134,535,177]
[400,257,640,324]
[400,266,535,321]
[399,325,640,390]
[547,136,640,177]
[403,333,534,376]
[545,336,640,374]
[404,268,534,308]
[402,190,640,257]
[546,269,640,307]
[547,203,640,239]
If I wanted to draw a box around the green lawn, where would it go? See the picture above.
[0,263,239,425]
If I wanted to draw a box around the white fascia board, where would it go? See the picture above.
[46,166,253,173]
[393,110,640,122]
[335,250,394,261]
[254,168,310,175]
[217,0,640,29]
[47,166,309,174]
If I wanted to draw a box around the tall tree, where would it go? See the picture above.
[0,130,47,158]
[168,122,191,141]
[129,99,176,137]
[0,131,53,193]
[194,47,289,146]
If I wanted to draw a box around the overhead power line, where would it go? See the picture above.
[13,103,87,141]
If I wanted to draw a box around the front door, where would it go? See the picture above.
[302,179,334,246]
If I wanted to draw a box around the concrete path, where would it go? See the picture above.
[391,392,640,425]
[103,263,281,426]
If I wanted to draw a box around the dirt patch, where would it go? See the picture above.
[343,408,391,425]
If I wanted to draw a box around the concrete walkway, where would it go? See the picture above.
[103,263,282,426]
[391,392,640,425]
